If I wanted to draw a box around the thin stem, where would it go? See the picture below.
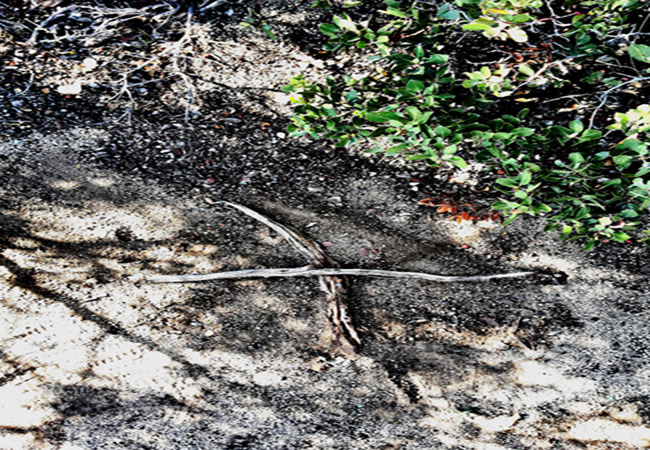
[588,76,650,129]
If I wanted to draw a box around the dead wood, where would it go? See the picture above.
[221,202,360,356]
[145,202,544,356]
[146,266,538,284]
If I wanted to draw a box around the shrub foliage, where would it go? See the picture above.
[283,0,650,250]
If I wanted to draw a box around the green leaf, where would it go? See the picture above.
[576,32,591,46]
[613,155,632,166]
[408,154,432,161]
[493,132,512,140]
[447,155,467,168]
[462,23,493,31]
[385,6,409,18]
[618,139,646,152]
[520,171,532,185]
[629,44,650,64]
[612,231,631,242]
[418,111,433,124]
[581,129,602,140]
[569,120,584,134]
[383,144,406,155]
[518,65,535,77]
[620,209,639,218]
[602,179,622,188]
[517,108,530,119]
[438,4,461,20]
[584,239,597,251]
[502,214,520,226]
[533,203,552,213]
[511,14,534,23]
[427,54,449,64]
[406,79,425,92]
[366,111,406,123]
[496,178,518,188]
[414,46,424,59]
[568,152,585,165]
[575,206,590,219]
[442,144,457,155]
[524,162,541,172]
[336,136,350,147]
[345,90,358,101]
[405,106,422,121]
[434,126,451,138]
[511,127,534,137]
[332,14,360,34]
[319,23,340,36]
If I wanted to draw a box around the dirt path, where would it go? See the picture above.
[1,128,650,449]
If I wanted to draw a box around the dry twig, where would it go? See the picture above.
[146,266,539,284]
[588,76,650,129]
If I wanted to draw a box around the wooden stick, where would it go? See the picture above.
[219,202,332,266]
[146,266,539,284]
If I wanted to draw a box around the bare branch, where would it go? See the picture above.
[146,266,540,284]
[588,76,650,129]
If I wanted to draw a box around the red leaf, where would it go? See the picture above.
[448,214,464,223]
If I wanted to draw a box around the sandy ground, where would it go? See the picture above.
[1,2,650,448]
[1,127,650,450]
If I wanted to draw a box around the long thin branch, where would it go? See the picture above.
[146,266,539,284]
[588,76,650,129]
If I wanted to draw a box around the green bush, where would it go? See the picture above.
[283,0,650,250]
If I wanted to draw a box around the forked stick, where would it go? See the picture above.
[223,202,360,353]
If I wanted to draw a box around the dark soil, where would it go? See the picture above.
[1,1,650,449]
